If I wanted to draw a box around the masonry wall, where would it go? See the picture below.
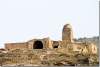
[5,42,28,50]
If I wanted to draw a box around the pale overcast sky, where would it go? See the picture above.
[0,0,99,48]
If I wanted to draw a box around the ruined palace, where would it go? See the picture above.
[5,24,97,54]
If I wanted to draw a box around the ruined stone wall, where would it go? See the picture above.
[27,38,53,50]
[72,42,85,51]
[4,23,97,55]
[28,39,46,49]
[72,42,97,55]
[87,43,97,55]
[4,38,53,50]
[52,41,60,48]
[43,38,53,49]
[5,42,28,50]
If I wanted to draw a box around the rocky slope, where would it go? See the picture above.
[0,48,99,66]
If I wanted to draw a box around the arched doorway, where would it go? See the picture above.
[33,41,43,49]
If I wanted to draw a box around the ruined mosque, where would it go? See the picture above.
[5,24,97,54]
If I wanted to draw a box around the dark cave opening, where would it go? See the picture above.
[33,41,43,49]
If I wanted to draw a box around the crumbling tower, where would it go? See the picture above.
[62,24,74,43]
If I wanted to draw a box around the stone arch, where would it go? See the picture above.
[33,40,43,49]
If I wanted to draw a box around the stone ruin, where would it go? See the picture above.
[0,23,98,66]
[5,24,97,55]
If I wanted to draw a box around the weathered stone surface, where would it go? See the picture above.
[0,23,98,66]
[0,49,99,66]
[62,24,74,43]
